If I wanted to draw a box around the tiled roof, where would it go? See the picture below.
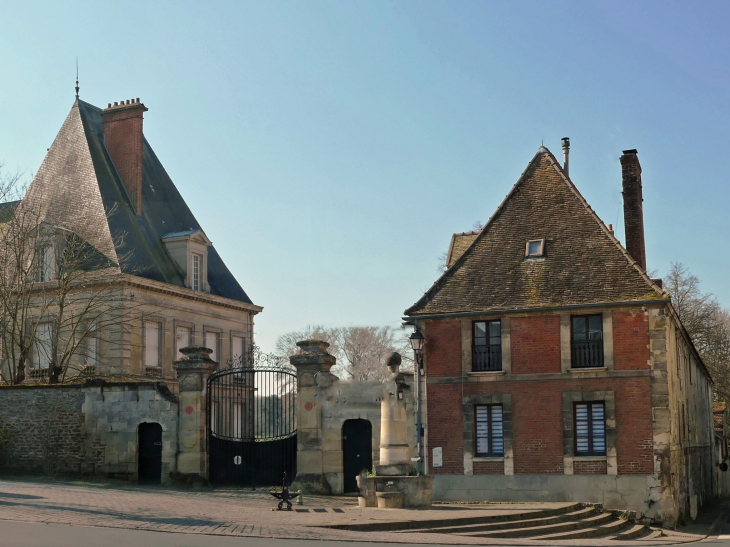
[446,231,479,268]
[19,100,256,305]
[405,147,663,317]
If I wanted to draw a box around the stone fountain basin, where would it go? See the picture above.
[359,475,434,508]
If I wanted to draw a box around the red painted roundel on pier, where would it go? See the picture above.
[186,406,194,415]
[305,402,313,411]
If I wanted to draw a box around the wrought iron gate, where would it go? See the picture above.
[207,347,297,487]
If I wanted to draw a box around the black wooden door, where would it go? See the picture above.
[342,419,373,493]
[138,423,162,484]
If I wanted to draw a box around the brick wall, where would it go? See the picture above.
[574,460,608,474]
[613,310,650,370]
[474,460,505,474]
[510,316,561,374]
[615,377,653,474]
[426,383,463,474]
[428,376,653,476]
[426,319,462,377]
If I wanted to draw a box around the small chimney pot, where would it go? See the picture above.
[561,137,570,176]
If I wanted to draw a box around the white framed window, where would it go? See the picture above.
[32,321,53,369]
[86,321,98,365]
[205,331,219,362]
[144,320,161,367]
[192,253,202,291]
[525,239,545,258]
[176,325,192,360]
[36,245,55,282]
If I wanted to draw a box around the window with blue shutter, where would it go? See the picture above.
[475,404,504,456]
[574,402,606,456]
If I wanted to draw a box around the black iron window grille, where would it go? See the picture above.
[574,401,606,456]
[475,404,504,456]
[571,315,604,368]
[472,320,502,371]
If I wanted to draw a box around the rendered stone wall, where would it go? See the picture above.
[0,381,179,481]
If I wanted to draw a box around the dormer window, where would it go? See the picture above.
[36,245,56,282]
[161,229,212,293]
[525,239,545,258]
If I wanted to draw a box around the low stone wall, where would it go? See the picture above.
[0,381,179,481]
[433,474,655,517]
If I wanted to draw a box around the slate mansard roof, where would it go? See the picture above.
[19,99,255,306]
[405,147,664,317]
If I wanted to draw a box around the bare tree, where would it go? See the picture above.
[0,165,142,384]
[276,325,412,381]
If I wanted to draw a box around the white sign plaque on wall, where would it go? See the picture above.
[432,447,443,468]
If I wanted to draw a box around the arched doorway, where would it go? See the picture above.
[138,423,162,484]
[342,419,373,493]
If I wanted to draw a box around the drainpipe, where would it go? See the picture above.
[414,322,423,476]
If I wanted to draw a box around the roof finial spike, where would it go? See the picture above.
[75,57,80,99]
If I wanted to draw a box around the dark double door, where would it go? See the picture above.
[138,423,162,484]
[342,419,373,493]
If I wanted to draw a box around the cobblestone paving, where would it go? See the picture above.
[0,479,704,546]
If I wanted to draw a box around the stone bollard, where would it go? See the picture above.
[173,346,217,480]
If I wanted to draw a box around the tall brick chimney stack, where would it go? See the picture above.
[620,149,646,271]
[102,99,148,215]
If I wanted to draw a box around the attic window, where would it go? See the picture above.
[525,239,545,258]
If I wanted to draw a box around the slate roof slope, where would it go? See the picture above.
[446,231,479,268]
[21,99,254,305]
[405,147,664,317]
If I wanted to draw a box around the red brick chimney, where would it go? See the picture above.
[102,99,148,215]
[620,149,646,271]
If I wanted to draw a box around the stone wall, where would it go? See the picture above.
[0,381,179,481]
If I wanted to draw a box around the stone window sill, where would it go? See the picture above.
[467,370,506,376]
[473,456,505,462]
[568,367,607,373]
[572,456,607,461]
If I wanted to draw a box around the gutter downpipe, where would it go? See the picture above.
[414,320,423,476]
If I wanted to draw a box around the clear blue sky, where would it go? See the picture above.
[2,1,729,352]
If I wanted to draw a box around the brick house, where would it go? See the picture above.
[0,97,261,383]
[404,145,716,526]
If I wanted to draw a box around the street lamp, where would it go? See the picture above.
[409,331,424,366]
[409,329,425,475]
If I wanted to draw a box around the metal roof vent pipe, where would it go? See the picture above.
[561,137,570,176]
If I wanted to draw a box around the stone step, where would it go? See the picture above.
[641,529,664,540]
[609,523,650,540]
[466,512,615,538]
[531,517,631,540]
[421,507,599,534]
[326,502,583,531]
